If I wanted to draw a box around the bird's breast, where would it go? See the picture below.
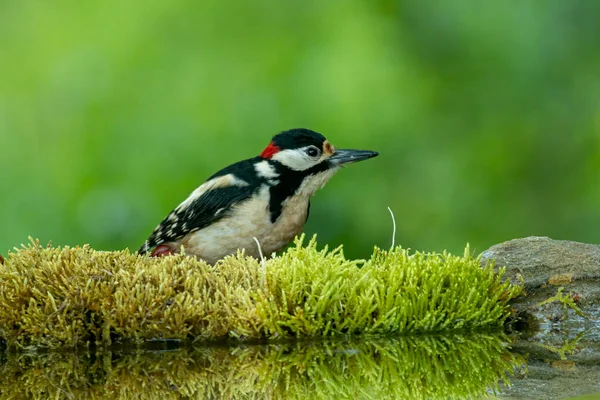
[180,185,309,263]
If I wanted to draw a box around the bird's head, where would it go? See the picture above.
[260,128,378,170]
[258,128,378,196]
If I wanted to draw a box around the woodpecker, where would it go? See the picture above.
[138,128,378,264]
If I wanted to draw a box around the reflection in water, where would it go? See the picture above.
[0,334,520,399]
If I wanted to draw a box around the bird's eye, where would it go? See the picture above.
[306,146,321,157]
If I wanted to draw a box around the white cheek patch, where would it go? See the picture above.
[271,148,316,171]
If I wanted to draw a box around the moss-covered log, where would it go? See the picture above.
[0,236,521,350]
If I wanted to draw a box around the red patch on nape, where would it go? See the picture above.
[260,142,281,159]
[151,244,174,257]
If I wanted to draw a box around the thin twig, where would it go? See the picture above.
[387,207,396,249]
[253,237,267,291]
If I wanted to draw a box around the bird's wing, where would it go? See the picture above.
[138,172,259,254]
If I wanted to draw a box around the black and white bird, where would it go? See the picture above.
[138,128,378,264]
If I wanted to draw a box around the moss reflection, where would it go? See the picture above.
[0,333,521,399]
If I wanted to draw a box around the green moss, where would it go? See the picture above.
[538,331,585,360]
[0,236,522,350]
[0,334,522,399]
[537,287,585,318]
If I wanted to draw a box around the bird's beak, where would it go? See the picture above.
[329,149,379,166]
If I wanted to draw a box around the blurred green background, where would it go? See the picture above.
[1,0,599,260]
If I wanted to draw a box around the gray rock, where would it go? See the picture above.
[481,237,600,399]
[481,236,600,329]
[481,236,600,288]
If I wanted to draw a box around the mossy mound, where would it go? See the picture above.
[0,335,521,399]
[0,236,521,350]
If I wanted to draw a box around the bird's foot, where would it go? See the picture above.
[151,244,174,257]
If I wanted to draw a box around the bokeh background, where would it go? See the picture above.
[1,0,599,260]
